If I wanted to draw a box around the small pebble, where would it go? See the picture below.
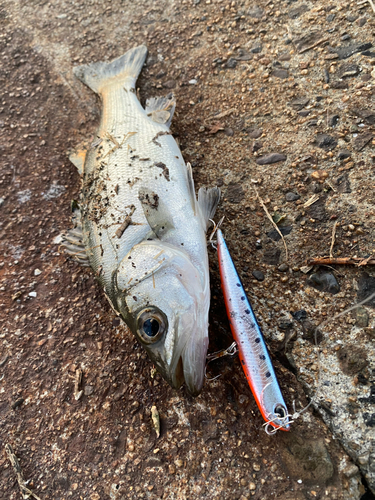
[256,153,287,165]
[328,114,339,127]
[12,398,24,409]
[346,14,358,23]
[278,263,289,272]
[29,291,37,298]
[337,149,351,160]
[34,268,42,276]
[226,58,237,69]
[279,321,293,330]
[315,134,337,151]
[310,170,328,182]
[163,80,176,89]
[334,41,372,60]
[250,44,262,54]
[306,271,340,295]
[292,310,307,321]
[252,270,265,281]
[337,63,359,78]
[84,385,94,396]
[272,69,289,79]
[357,17,367,27]
[248,128,262,139]
[358,452,370,466]
[343,464,359,478]
[356,307,369,328]
[285,192,300,202]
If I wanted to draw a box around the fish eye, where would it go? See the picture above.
[136,307,167,344]
[274,404,287,420]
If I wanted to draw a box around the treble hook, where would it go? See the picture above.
[205,341,238,381]
[263,413,295,435]
[208,216,225,249]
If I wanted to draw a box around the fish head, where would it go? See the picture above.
[113,240,209,396]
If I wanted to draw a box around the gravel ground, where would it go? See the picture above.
[1,0,375,499]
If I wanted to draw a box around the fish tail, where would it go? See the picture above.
[73,45,148,94]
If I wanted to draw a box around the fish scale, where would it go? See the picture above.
[81,87,197,297]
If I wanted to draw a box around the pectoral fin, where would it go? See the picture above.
[138,187,175,238]
[62,201,90,266]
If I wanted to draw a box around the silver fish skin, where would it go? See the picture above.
[70,46,220,396]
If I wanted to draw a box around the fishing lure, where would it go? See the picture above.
[216,229,290,432]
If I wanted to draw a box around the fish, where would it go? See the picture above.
[63,46,220,396]
[216,229,290,431]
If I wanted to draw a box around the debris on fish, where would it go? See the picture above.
[216,229,290,431]
[63,46,220,396]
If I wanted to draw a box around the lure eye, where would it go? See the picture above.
[136,307,167,344]
[274,404,287,420]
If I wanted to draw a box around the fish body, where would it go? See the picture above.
[216,229,289,431]
[67,46,220,395]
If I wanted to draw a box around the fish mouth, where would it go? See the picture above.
[168,329,208,397]
[169,354,204,397]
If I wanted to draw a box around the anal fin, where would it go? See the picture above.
[146,93,176,127]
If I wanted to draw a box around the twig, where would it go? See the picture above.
[359,0,375,15]
[303,194,320,208]
[329,221,338,259]
[5,444,42,500]
[307,257,375,266]
[325,180,336,192]
[207,108,237,121]
[319,290,375,328]
[253,186,288,261]
[358,254,375,266]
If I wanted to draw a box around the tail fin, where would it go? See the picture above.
[73,45,148,94]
